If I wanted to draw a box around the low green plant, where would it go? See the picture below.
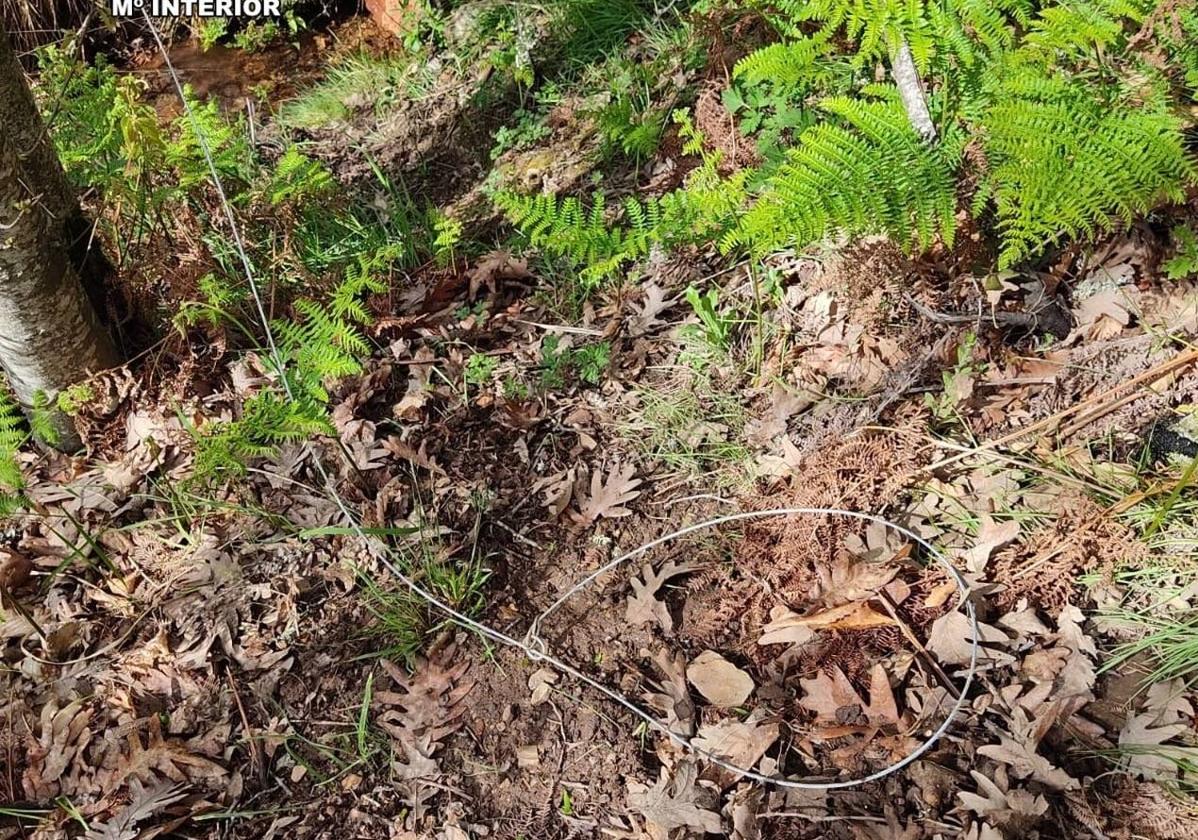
[490,108,552,159]
[36,47,254,251]
[55,384,95,416]
[1103,609,1198,687]
[572,342,611,385]
[623,372,750,482]
[464,353,500,387]
[683,285,734,350]
[191,264,385,485]
[363,536,490,666]
[725,30,849,164]
[197,18,229,51]
[925,331,982,424]
[503,0,1198,281]
[1164,225,1198,280]
[0,393,26,517]
[589,60,670,163]
[279,53,415,130]
[496,111,747,287]
[538,336,611,389]
[265,146,336,206]
[431,211,464,266]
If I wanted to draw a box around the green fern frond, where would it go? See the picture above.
[266,146,335,206]
[1023,0,1153,60]
[982,68,1194,266]
[0,393,27,517]
[192,392,333,483]
[496,158,749,286]
[775,0,935,68]
[734,31,834,85]
[726,91,960,255]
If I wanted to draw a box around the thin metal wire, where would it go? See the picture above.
[144,13,981,789]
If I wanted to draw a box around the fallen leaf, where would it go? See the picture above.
[799,667,863,724]
[631,282,675,334]
[468,249,532,299]
[626,559,701,632]
[84,781,187,840]
[758,605,817,647]
[528,668,558,706]
[762,600,896,633]
[961,516,1020,573]
[686,650,755,708]
[627,761,722,834]
[864,663,900,726]
[1119,711,1190,779]
[958,770,1049,823]
[575,463,642,524]
[926,611,1013,667]
[692,709,779,786]
[978,737,1078,790]
[647,649,696,736]
[815,553,898,606]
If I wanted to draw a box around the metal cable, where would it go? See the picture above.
[143,13,980,788]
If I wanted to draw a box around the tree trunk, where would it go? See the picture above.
[0,21,118,451]
[890,40,936,143]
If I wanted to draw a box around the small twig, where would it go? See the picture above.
[904,293,1036,329]
[876,590,962,701]
[227,670,266,788]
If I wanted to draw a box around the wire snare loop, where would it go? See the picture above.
[144,15,977,787]
[525,508,979,789]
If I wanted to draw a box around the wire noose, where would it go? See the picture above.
[145,12,979,788]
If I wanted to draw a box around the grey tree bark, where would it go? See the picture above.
[0,20,118,450]
[890,40,936,143]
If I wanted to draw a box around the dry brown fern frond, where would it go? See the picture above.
[991,494,1147,612]
[682,428,925,660]
[1100,780,1198,840]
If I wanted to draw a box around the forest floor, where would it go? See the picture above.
[5,4,1198,840]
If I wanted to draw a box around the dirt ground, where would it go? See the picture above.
[5,7,1198,840]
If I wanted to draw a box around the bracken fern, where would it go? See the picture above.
[726,90,962,255]
[0,393,26,518]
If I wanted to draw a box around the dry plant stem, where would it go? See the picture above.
[876,590,961,701]
[890,41,936,142]
[927,346,1198,472]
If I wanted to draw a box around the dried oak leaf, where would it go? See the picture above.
[574,463,642,524]
[631,282,675,334]
[687,650,755,708]
[106,717,226,794]
[627,761,723,834]
[758,605,817,647]
[927,611,1013,667]
[1119,712,1190,779]
[762,601,896,635]
[22,698,93,799]
[960,516,1021,574]
[815,554,898,606]
[84,781,187,840]
[799,666,863,725]
[646,649,696,736]
[468,249,532,299]
[626,559,701,632]
[958,770,1049,826]
[977,737,1078,790]
[375,649,475,780]
[691,709,779,787]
